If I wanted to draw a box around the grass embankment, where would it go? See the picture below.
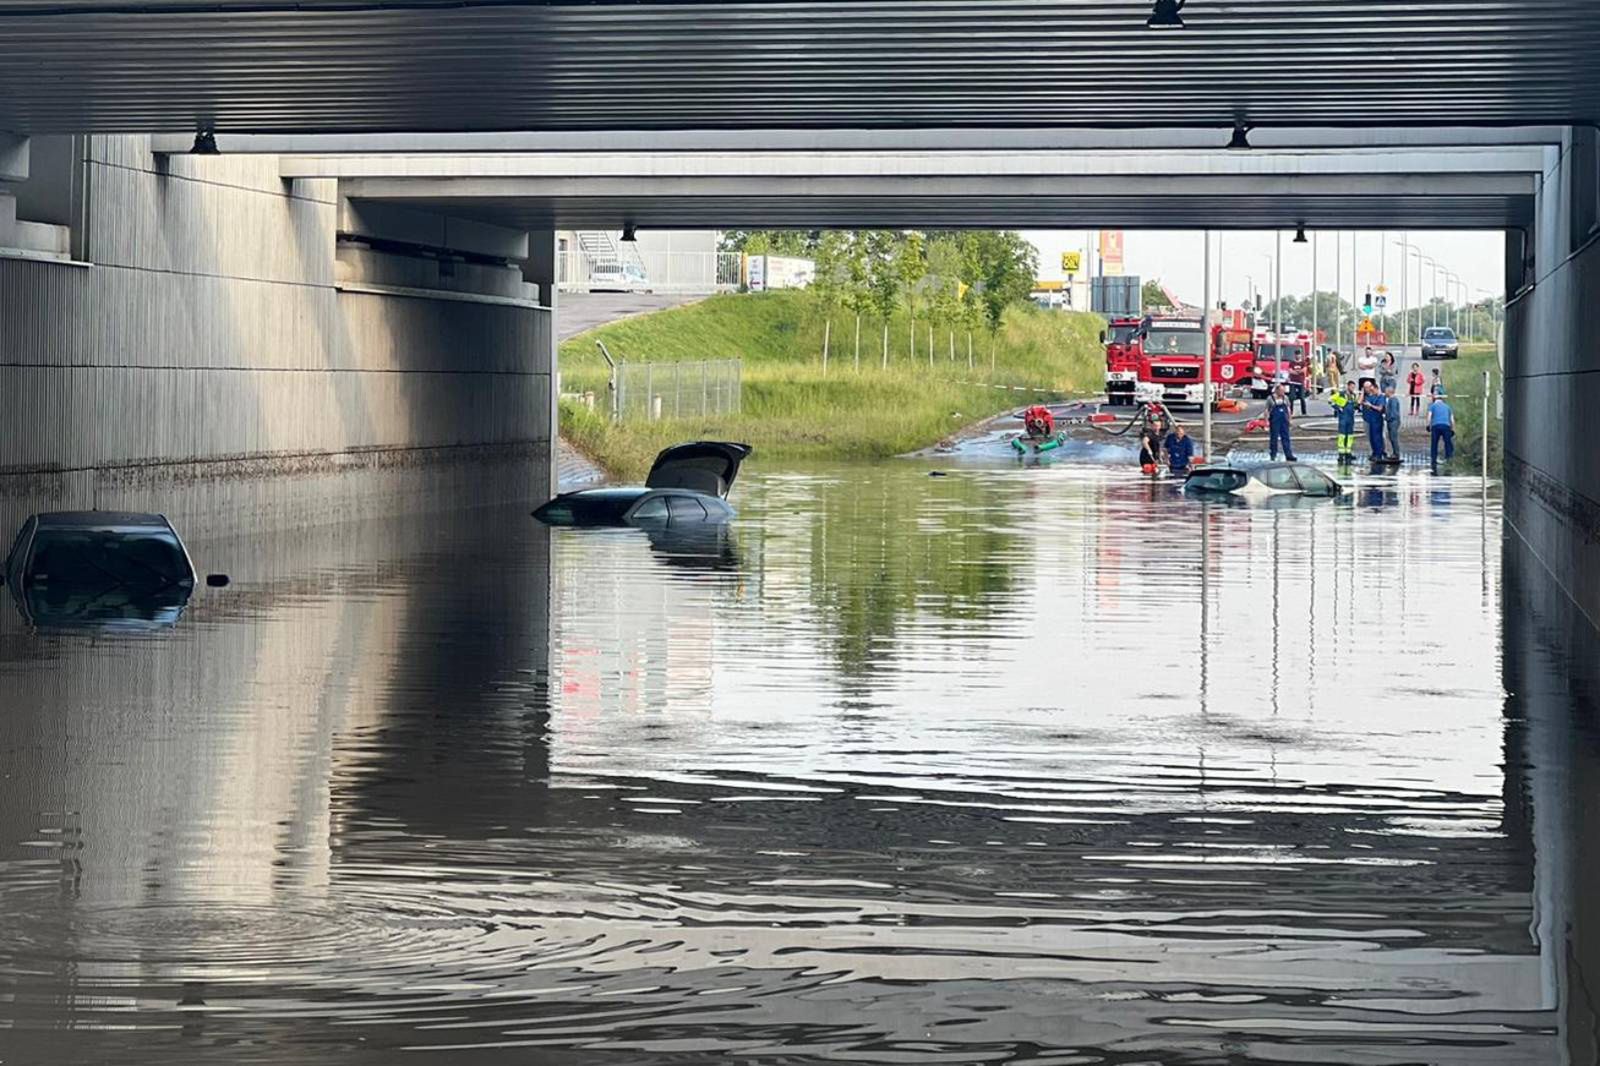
[559,290,1104,480]
[1439,343,1503,476]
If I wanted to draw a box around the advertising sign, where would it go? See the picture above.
[1098,230,1126,276]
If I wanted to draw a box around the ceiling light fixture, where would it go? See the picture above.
[621,223,638,242]
[1147,0,1186,29]
[1293,226,1308,243]
[1226,125,1252,151]
[190,130,220,155]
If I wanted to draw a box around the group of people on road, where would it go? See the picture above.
[1137,351,1461,477]
[1325,358,1456,471]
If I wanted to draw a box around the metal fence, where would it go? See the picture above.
[614,359,742,422]
[559,250,744,294]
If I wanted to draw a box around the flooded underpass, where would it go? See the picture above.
[2,461,1597,1064]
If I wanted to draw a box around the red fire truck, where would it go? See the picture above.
[1210,310,1257,393]
[1249,329,1313,398]
[1101,316,1143,406]
[1133,315,1210,407]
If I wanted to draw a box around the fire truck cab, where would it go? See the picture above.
[1101,316,1143,407]
[1133,315,1212,408]
[1250,330,1313,398]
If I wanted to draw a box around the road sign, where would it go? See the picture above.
[1062,251,1082,274]
[1375,284,1389,295]
[1375,294,1388,309]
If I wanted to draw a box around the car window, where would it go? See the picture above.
[27,530,191,589]
[1423,328,1455,340]
[1186,469,1248,492]
[1257,466,1302,491]
[666,495,709,523]
[1291,466,1338,497]
[630,496,669,522]
[5,519,32,579]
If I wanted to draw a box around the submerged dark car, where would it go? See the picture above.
[534,442,752,527]
[4,512,198,628]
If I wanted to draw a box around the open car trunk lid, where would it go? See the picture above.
[645,442,753,499]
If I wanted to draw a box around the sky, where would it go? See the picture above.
[1020,230,1506,313]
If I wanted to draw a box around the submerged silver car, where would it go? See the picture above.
[1184,463,1344,499]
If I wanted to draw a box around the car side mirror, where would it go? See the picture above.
[206,574,230,588]
[1098,330,1107,344]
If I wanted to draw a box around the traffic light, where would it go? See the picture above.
[1362,291,1373,315]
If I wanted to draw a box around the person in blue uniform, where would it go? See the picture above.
[1383,384,1404,460]
[1428,394,1456,472]
[1266,384,1296,461]
[1360,380,1387,460]
[1164,423,1196,475]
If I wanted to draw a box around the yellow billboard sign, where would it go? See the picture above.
[1061,251,1082,274]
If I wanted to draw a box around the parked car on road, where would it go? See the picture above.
[1420,326,1460,360]
[587,260,649,293]
[4,512,198,628]
[533,442,752,527]
[1184,462,1343,499]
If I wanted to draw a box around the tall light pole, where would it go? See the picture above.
[1312,231,1320,354]
[1394,238,1411,349]
[1334,233,1343,353]
[1274,231,1283,337]
[1422,255,1439,326]
[1203,230,1213,457]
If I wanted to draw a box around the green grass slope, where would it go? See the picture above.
[559,291,1105,479]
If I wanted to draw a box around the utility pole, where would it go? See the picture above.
[1274,230,1283,338]
[1334,233,1343,353]
[1311,230,1320,356]
[1397,236,1409,350]
[1203,230,1213,459]
[1379,229,1386,336]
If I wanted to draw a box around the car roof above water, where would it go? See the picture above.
[31,511,176,531]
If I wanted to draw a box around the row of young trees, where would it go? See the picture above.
[723,230,1040,371]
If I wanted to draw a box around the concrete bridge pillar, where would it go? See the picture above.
[1504,127,1600,635]
[0,135,556,541]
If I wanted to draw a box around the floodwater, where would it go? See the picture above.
[2,462,1596,1065]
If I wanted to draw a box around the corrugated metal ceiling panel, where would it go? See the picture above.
[0,1,1594,133]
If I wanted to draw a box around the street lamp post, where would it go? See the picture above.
[1422,256,1439,326]
[1394,238,1411,349]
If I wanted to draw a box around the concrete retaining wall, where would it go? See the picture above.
[0,136,553,539]
[1504,130,1600,633]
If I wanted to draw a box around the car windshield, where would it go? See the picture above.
[1257,343,1304,360]
[1186,469,1249,492]
[27,528,191,590]
[534,489,647,525]
[1423,328,1456,341]
[1145,329,1205,356]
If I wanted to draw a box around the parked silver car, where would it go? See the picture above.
[1420,326,1460,360]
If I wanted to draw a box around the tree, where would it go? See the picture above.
[1142,279,1173,312]
[864,231,903,369]
[970,231,1038,371]
[719,230,819,255]
[896,232,927,362]
[810,231,851,374]
[925,235,966,367]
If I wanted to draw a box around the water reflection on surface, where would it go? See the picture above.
[0,463,1590,1064]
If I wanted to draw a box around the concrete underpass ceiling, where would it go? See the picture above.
[300,146,1542,231]
[348,192,1532,231]
[0,1,1595,134]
